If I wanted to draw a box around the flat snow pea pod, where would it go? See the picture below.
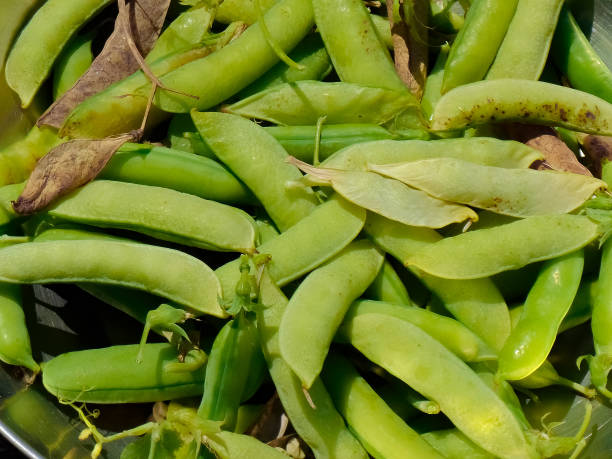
[5,0,113,108]
[498,251,584,381]
[365,260,413,306]
[422,429,495,459]
[321,354,444,459]
[257,269,369,459]
[312,0,409,94]
[0,284,38,372]
[204,430,291,459]
[364,213,512,351]
[441,0,518,93]
[216,195,365,301]
[238,33,332,98]
[215,0,277,24]
[46,180,257,253]
[486,0,563,81]
[431,79,612,135]
[52,32,94,100]
[339,312,535,459]
[42,343,206,403]
[369,158,605,217]
[191,111,318,231]
[100,143,254,205]
[340,300,497,363]
[407,215,600,280]
[279,240,384,388]
[224,81,416,125]
[155,0,314,112]
[551,6,612,104]
[0,240,225,317]
[292,161,478,228]
[321,137,543,172]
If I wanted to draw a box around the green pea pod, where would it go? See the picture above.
[370,14,393,49]
[155,0,314,112]
[257,269,368,459]
[340,300,497,363]
[46,180,257,253]
[146,3,216,62]
[191,111,319,232]
[431,79,612,135]
[340,312,535,459]
[486,0,563,80]
[52,32,94,100]
[551,6,612,104]
[5,0,113,108]
[279,240,384,388]
[225,81,416,125]
[0,183,25,231]
[100,143,254,205]
[365,260,413,306]
[442,0,518,93]
[198,313,260,431]
[321,354,444,459]
[364,213,512,351]
[0,239,224,317]
[238,33,332,98]
[216,0,277,24]
[498,251,584,381]
[514,360,596,398]
[407,215,600,280]
[42,343,206,403]
[376,378,440,418]
[216,194,365,302]
[321,137,542,171]
[369,158,605,217]
[422,44,449,121]
[204,430,290,459]
[166,114,217,158]
[0,284,38,372]
[312,0,409,94]
[422,429,495,459]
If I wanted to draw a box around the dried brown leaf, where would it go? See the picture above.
[37,0,171,129]
[507,123,592,176]
[582,135,612,177]
[12,131,139,214]
[246,393,286,442]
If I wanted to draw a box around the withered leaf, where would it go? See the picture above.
[12,131,139,214]
[507,123,592,176]
[37,0,171,130]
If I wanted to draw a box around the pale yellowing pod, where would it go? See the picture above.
[47,180,257,253]
[369,158,606,217]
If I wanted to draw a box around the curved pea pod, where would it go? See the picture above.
[0,239,224,317]
[279,240,384,388]
[215,0,277,24]
[340,300,497,363]
[46,180,257,253]
[422,44,449,121]
[204,430,290,459]
[365,260,412,306]
[42,343,205,403]
[407,215,600,280]
[364,213,512,352]
[5,0,113,108]
[321,354,444,459]
[155,0,314,113]
[422,429,495,459]
[442,0,518,93]
[369,158,605,217]
[340,312,535,459]
[191,111,318,232]
[431,79,612,135]
[224,81,416,125]
[52,32,94,100]
[0,284,38,372]
[257,269,369,459]
[100,143,254,205]
[321,137,543,172]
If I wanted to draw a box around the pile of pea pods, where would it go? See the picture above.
[1,0,612,457]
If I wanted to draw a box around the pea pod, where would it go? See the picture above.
[0,284,38,372]
[431,79,612,135]
[339,312,535,459]
[406,215,600,280]
[257,269,369,459]
[192,111,318,232]
[42,343,206,403]
[204,430,292,459]
[365,260,413,306]
[5,0,113,107]
[0,239,224,317]
[369,158,605,217]
[46,180,257,253]
[215,0,277,24]
[279,240,384,388]
[224,81,417,126]
[422,429,494,459]
[422,44,449,120]
[52,32,94,100]
[155,0,314,112]
[321,354,444,459]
